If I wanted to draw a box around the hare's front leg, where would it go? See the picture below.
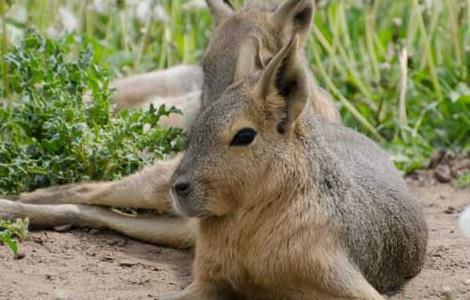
[0,199,196,248]
[162,281,241,300]
[17,155,182,214]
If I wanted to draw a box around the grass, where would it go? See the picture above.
[0,218,29,258]
[0,0,469,173]
[0,3,186,256]
[457,171,470,187]
[307,0,469,172]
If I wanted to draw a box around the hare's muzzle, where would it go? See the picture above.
[170,174,207,217]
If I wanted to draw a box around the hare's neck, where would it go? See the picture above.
[198,163,317,245]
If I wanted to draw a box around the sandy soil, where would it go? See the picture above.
[1,179,469,300]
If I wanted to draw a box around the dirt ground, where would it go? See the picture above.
[1,178,469,300]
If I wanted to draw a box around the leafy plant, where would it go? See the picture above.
[0,0,469,175]
[457,172,470,188]
[0,218,29,257]
[0,230,18,257]
[0,31,185,195]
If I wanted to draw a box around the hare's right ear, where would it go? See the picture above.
[272,0,314,41]
[254,36,308,134]
[206,0,234,26]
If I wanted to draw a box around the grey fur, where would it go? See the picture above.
[173,38,428,295]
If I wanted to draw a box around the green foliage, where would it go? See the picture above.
[457,171,470,188]
[0,230,18,256]
[443,289,453,300]
[0,31,184,195]
[0,218,29,257]
[307,0,469,172]
[0,218,29,240]
[1,0,469,174]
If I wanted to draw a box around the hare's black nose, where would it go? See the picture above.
[173,181,191,198]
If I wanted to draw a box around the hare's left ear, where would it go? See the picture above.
[206,0,234,26]
[254,36,308,134]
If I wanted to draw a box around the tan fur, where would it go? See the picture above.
[111,65,203,111]
[0,2,427,297]
[0,199,196,248]
[18,155,182,212]
[135,91,202,131]
[200,0,340,121]
[0,0,341,249]
[111,0,340,128]
[167,33,426,299]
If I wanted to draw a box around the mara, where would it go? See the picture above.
[1,0,339,245]
[167,34,427,300]
[0,0,427,299]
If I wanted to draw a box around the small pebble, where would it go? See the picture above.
[444,206,456,214]
[89,229,100,235]
[106,238,127,247]
[100,255,114,262]
[53,224,73,232]
[52,289,73,300]
[434,164,452,183]
[459,207,470,237]
[119,261,136,267]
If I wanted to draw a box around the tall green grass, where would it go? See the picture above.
[1,0,469,172]
[308,0,469,171]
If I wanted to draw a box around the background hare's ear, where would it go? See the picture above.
[272,0,314,42]
[254,35,308,134]
[206,0,234,26]
[234,38,263,82]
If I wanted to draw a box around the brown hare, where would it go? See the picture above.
[0,0,339,247]
[168,36,427,300]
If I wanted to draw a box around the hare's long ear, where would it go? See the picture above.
[206,0,234,26]
[272,0,314,41]
[234,37,263,82]
[254,36,308,134]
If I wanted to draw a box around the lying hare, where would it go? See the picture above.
[168,36,427,300]
[0,0,339,247]
[112,0,339,130]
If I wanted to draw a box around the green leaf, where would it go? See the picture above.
[0,230,19,257]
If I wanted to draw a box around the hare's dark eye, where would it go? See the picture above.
[230,128,257,146]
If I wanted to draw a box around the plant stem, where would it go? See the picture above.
[412,0,443,102]
[310,39,384,142]
[1,0,9,98]
[134,0,156,70]
[398,48,408,125]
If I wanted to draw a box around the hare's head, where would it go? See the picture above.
[201,0,315,106]
[172,36,310,218]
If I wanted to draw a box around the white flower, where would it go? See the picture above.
[136,2,168,23]
[183,0,207,11]
[46,26,60,38]
[459,207,470,238]
[87,0,109,14]
[59,8,78,32]
[7,6,27,23]
[154,5,168,22]
[136,1,151,22]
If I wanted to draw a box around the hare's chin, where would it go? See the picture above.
[170,190,210,218]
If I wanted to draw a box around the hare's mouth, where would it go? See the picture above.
[170,188,210,218]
